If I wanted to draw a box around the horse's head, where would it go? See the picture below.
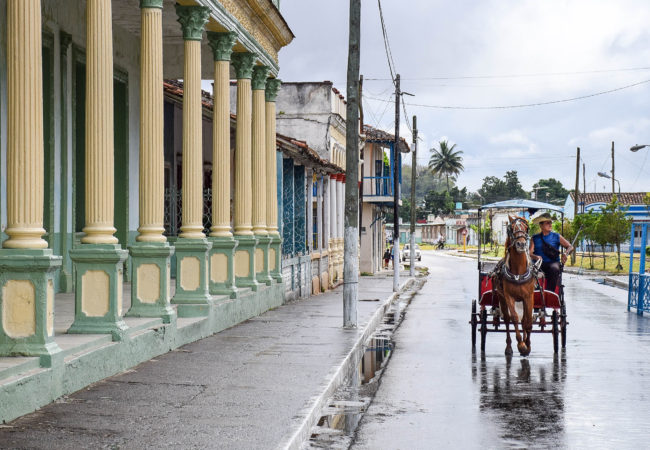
[507,215,529,254]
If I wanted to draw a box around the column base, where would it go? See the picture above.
[68,244,129,341]
[172,238,213,317]
[234,234,259,291]
[208,236,238,298]
[269,234,283,283]
[127,242,176,324]
[255,235,273,286]
[0,249,63,367]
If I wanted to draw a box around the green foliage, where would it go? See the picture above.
[470,217,492,251]
[401,164,446,202]
[598,194,631,269]
[477,170,527,203]
[399,198,428,223]
[428,140,464,192]
[424,190,456,215]
[531,178,569,204]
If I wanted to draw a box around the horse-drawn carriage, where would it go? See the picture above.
[470,199,568,355]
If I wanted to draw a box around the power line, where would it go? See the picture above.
[377,0,396,84]
[364,66,650,81]
[363,78,650,110]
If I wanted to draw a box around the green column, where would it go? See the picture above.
[206,31,239,298]
[127,0,176,324]
[171,4,213,317]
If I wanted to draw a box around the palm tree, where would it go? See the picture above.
[428,140,464,192]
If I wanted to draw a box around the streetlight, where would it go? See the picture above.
[597,171,620,193]
[630,144,650,152]
[531,185,547,200]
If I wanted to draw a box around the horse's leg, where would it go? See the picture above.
[520,296,533,357]
[500,296,513,356]
[504,291,525,354]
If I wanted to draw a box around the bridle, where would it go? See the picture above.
[507,217,530,250]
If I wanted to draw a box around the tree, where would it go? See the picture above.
[428,140,464,192]
[574,212,600,269]
[477,176,507,203]
[424,190,456,215]
[532,178,569,204]
[504,170,527,199]
[401,164,446,201]
[599,195,631,270]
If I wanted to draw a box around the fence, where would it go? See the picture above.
[628,222,649,315]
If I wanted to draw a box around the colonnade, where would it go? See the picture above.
[0,0,283,360]
[327,174,345,283]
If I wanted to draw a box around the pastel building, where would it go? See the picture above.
[0,0,293,422]
[274,82,349,288]
[360,125,410,273]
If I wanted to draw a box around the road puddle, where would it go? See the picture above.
[306,294,413,449]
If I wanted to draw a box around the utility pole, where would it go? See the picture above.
[343,0,360,328]
[611,141,615,195]
[392,74,401,292]
[573,147,580,265]
[409,116,417,277]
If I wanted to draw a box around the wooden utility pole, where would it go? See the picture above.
[343,0,360,328]
[611,141,616,195]
[392,74,401,292]
[573,147,580,264]
[583,162,586,203]
[409,116,417,277]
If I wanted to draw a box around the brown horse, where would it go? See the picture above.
[496,216,536,356]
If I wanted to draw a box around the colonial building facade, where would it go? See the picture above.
[0,0,293,421]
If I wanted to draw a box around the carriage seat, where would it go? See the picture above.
[478,272,561,309]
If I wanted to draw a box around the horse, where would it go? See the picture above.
[494,216,537,356]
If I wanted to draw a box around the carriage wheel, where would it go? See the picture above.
[471,300,477,348]
[480,309,488,352]
[560,303,567,349]
[552,310,559,354]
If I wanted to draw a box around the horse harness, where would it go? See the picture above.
[488,217,547,312]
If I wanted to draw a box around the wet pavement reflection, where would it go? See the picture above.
[473,353,566,447]
[351,252,650,449]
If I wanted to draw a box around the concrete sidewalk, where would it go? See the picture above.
[0,273,417,450]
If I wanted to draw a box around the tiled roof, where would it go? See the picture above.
[570,192,648,205]
[363,124,411,153]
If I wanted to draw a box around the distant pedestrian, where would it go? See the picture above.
[383,248,391,269]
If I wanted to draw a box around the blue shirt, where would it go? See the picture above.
[532,232,560,263]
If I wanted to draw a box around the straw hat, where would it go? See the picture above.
[531,211,553,225]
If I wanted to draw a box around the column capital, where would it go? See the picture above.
[265,78,282,102]
[175,4,209,41]
[206,31,237,61]
[252,66,269,90]
[140,0,163,8]
[231,52,257,79]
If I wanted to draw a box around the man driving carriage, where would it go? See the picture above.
[529,212,573,293]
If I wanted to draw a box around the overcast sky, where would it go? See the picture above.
[278,0,650,195]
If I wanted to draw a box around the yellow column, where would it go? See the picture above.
[4,0,47,249]
[207,32,237,238]
[251,66,269,236]
[231,53,257,236]
[137,0,165,243]
[81,0,118,244]
[176,5,209,239]
[265,79,282,236]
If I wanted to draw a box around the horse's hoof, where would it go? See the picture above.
[517,342,530,356]
[505,346,513,356]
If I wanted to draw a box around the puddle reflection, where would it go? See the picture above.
[472,352,567,447]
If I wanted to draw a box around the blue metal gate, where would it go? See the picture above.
[628,222,649,315]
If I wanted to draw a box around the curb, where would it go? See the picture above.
[279,277,417,450]
[603,276,629,289]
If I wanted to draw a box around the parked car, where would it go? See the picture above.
[401,243,421,262]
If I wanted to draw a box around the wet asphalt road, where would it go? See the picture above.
[352,251,650,449]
